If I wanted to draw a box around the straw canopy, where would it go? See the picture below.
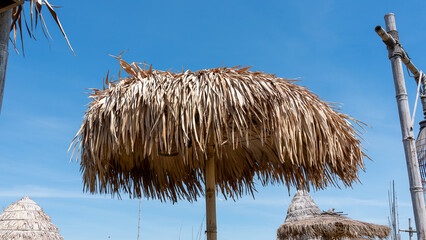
[0,196,63,240]
[277,190,390,240]
[71,56,366,202]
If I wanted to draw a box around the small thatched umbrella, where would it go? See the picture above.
[0,196,63,240]
[277,190,390,240]
[71,55,366,240]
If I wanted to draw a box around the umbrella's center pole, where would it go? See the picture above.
[205,145,217,240]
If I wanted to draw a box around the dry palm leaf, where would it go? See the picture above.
[10,0,73,54]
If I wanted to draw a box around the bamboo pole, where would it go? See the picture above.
[382,13,426,240]
[388,181,400,240]
[0,9,11,114]
[205,145,217,240]
[137,198,141,240]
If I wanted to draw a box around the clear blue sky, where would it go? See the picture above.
[1,0,426,239]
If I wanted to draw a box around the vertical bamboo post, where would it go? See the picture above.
[205,145,217,240]
[0,9,11,114]
[384,13,426,240]
[137,198,141,240]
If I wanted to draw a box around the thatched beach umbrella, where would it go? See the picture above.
[0,196,63,240]
[71,56,366,240]
[277,190,390,240]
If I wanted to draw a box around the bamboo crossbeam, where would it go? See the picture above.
[376,22,426,119]
[375,25,423,82]
[375,26,397,47]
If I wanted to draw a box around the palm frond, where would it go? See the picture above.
[10,0,74,54]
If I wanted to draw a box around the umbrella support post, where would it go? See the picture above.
[205,145,217,240]
[0,9,11,114]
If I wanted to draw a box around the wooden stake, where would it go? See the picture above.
[0,9,11,114]
[205,145,217,240]
[382,13,426,240]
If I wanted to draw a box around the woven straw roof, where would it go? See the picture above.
[277,191,390,240]
[0,196,63,240]
[71,56,366,202]
[285,190,321,223]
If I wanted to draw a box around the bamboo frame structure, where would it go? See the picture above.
[375,13,426,239]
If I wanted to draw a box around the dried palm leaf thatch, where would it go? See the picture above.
[10,0,73,54]
[277,191,390,240]
[277,213,390,240]
[0,196,63,240]
[71,55,366,202]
